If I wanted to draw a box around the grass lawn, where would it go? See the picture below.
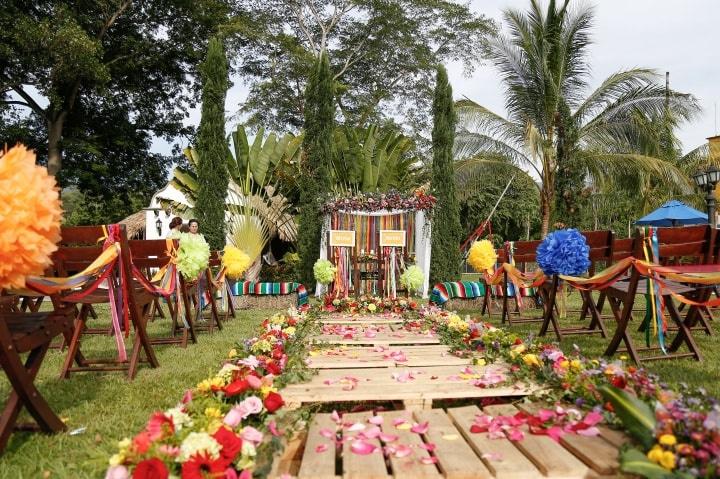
[2,293,719,478]
[455,291,720,398]
[0,305,270,479]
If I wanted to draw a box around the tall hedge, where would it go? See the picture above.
[195,36,229,251]
[429,65,463,284]
[297,52,335,288]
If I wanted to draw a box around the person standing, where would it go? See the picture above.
[167,216,183,239]
[189,219,200,235]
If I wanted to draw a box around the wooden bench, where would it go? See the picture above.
[0,296,75,453]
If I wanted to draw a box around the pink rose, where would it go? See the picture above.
[246,375,262,389]
[224,469,239,479]
[240,396,263,415]
[241,426,264,444]
[224,406,245,428]
[105,465,129,479]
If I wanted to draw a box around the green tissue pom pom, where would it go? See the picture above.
[313,259,336,285]
[177,233,210,280]
[400,265,424,293]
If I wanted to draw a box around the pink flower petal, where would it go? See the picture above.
[394,444,413,458]
[268,421,281,437]
[331,410,341,424]
[393,417,408,427]
[582,411,603,427]
[482,452,503,461]
[368,415,384,425]
[418,443,436,451]
[319,428,336,439]
[420,456,438,465]
[410,422,429,434]
[379,433,399,443]
[537,409,554,422]
[365,330,377,338]
[507,428,524,441]
[546,426,564,442]
[347,422,366,432]
[315,444,330,453]
[362,426,382,439]
[576,426,601,437]
[350,440,377,455]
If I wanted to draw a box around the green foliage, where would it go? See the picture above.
[236,0,493,144]
[297,52,336,288]
[619,449,687,479]
[599,385,656,450]
[454,0,699,235]
[332,125,420,193]
[195,36,230,251]
[430,65,462,284]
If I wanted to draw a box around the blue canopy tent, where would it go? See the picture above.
[635,200,708,227]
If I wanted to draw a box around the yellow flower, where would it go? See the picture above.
[228,348,238,358]
[659,434,677,447]
[619,355,628,361]
[197,377,224,394]
[205,419,222,434]
[283,326,296,336]
[367,303,377,312]
[511,344,526,354]
[522,354,541,368]
[474,358,486,366]
[260,385,278,398]
[647,445,664,464]
[569,359,582,371]
[659,451,676,470]
[109,453,124,466]
[205,407,222,419]
[558,359,569,370]
[117,438,131,451]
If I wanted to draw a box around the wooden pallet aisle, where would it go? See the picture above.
[275,405,628,479]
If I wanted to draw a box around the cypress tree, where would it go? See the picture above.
[195,36,229,251]
[429,65,463,284]
[297,52,335,288]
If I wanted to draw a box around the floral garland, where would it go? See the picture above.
[105,309,318,479]
[415,306,720,478]
[321,189,436,214]
[319,295,418,315]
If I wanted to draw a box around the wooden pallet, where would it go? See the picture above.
[322,317,405,325]
[279,405,628,479]
[308,345,471,369]
[313,331,440,346]
[282,364,533,410]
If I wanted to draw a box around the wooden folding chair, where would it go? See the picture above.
[54,225,159,379]
[602,225,715,363]
[0,296,75,453]
[501,240,544,325]
[180,267,222,335]
[539,230,614,340]
[208,251,236,322]
[128,239,195,348]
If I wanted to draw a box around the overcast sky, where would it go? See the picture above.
[159,0,719,156]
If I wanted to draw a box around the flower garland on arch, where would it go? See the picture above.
[321,189,436,214]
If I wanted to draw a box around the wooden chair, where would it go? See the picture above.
[53,225,159,379]
[128,239,195,348]
[601,225,715,363]
[500,239,544,325]
[539,230,614,340]
[0,295,75,453]
[208,251,236,322]
[181,268,222,335]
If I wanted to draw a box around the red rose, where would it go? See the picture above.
[263,392,284,413]
[213,426,243,464]
[611,375,627,389]
[146,412,174,441]
[265,361,282,376]
[134,458,169,479]
[271,346,284,360]
[181,454,225,479]
[225,378,250,397]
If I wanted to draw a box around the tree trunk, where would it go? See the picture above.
[540,192,551,237]
[47,113,66,176]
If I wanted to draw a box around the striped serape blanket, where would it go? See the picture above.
[429,281,486,306]
[493,284,535,298]
[230,281,309,308]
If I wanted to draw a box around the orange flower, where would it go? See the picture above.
[0,145,62,289]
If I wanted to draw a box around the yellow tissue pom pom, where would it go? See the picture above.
[468,240,498,273]
[0,145,62,289]
[223,245,253,279]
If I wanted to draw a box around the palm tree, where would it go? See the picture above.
[455,0,699,235]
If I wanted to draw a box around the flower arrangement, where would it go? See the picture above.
[467,239,497,273]
[536,228,590,276]
[399,265,424,294]
[106,309,317,479]
[176,233,211,280]
[313,259,336,285]
[320,295,418,315]
[222,245,253,279]
[0,144,62,289]
[321,189,436,214]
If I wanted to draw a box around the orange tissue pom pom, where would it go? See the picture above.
[0,145,62,289]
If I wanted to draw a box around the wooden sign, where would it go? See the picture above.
[380,230,406,247]
[329,230,355,247]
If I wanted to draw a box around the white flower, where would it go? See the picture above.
[238,355,260,369]
[240,396,263,415]
[179,432,221,462]
[165,406,193,431]
[217,363,240,381]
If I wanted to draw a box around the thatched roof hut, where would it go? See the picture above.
[120,211,146,239]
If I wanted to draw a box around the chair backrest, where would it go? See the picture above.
[612,237,635,261]
[209,251,222,268]
[633,225,715,265]
[583,230,614,274]
[128,239,178,269]
[53,226,112,276]
[506,239,542,264]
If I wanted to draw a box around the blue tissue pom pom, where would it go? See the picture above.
[536,228,591,276]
